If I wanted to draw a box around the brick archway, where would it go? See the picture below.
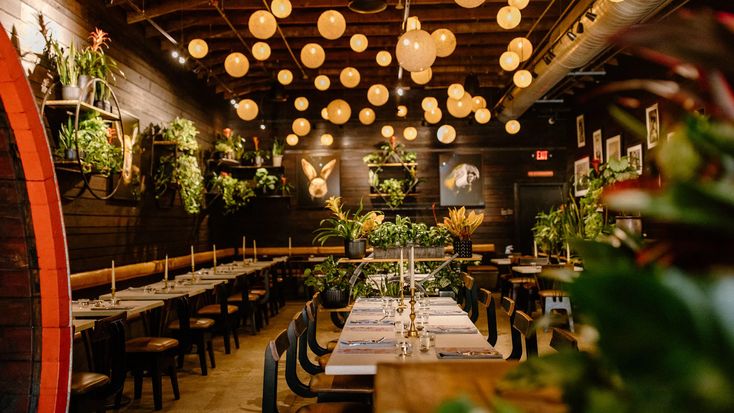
[0,25,71,412]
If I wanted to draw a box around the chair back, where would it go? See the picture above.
[501,297,523,360]
[285,311,317,398]
[306,295,329,356]
[262,329,289,413]
[90,312,127,398]
[462,273,479,323]
[173,295,192,350]
[550,327,578,351]
[478,288,497,346]
[297,307,323,374]
[512,310,538,358]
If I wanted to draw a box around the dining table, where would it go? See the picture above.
[325,296,503,376]
[71,299,164,318]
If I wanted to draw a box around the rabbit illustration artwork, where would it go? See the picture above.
[444,163,480,193]
[301,158,337,199]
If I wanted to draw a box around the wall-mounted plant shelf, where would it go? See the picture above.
[44,100,120,120]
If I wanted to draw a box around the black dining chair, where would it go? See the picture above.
[478,288,498,346]
[196,281,240,354]
[308,293,338,356]
[462,273,479,323]
[248,268,272,328]
[511,310,538,359]
[502,297,524,360]
[167,294,216,375]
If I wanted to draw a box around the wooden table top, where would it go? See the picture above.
[72,299,164,318]
[490,258,512,265]
[99,284,206,300]
[375,361,566,413]
[72,319,95,332]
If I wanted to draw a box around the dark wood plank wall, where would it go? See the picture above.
[2,0,228,272]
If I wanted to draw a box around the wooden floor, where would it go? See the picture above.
[112,294,582,412]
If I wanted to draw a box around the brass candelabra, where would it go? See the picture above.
[110,288,117,305]
[405,287,419,338]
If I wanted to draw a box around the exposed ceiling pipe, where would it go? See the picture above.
[496,0,674,122]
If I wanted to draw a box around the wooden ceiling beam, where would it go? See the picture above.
[127,0,209,24]
[191,0,549,10]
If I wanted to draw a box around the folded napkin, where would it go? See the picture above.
[427,326,478,334]
[339,338,394,348]
[348,319,392,326]
[91,306,132,311]
[436,349,502,359]
[428,310,467,316]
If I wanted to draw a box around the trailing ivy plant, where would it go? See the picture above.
[212,174,255,214]
[378,178,408,208]
[56,113,122,175]
[154,118,204,214]
[162,117,199,152]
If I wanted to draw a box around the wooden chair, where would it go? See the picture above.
[249,268,272,328]
[126,298,181,411]
[511,310,538,359]
[227,275,260,335]
[461,273,479,323]
[501,297,523,360]
[285,310,373,403]
[70,312,127,413]
[196,281,240,353]
[550,327,579,351]
[167,294,216,375]
[478,288,498,346]
[263,329,371,413]
[308,293,338,356]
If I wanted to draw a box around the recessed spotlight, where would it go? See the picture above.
[171,50,179,58]
[396,87,404,96]
[230,99,236,105]
[178,56,186,64]
[259,123,266,130]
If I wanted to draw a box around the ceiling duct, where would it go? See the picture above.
[496,0,674,122]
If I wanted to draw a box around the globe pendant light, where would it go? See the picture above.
[406,16,421,31]
[505,119,521,134]
[293,118,311,136]
[350,34,368,52]
[513,70,533,88]
[376,50,392,67]
[396,105,408,118]
[509,0,529,9]
[271,0,292,18]
[249,10,277,39]
[294,96,309,111]
[411,68,432,85]
[447,93,472,118]
[421,97,438,111]
[277,69,293,85]
[314,75,330,91]
[252,42,271,61]
[224,52,249,77]
[431,29,456,58]
[403,126,418,141]
[236,99,258,121]
[327,99,351,125]
[359,108,376,125]
[508,37,533,62]
[425,107,442,124]
[321,108,330,120]
[447,83,465,100]
[472,96,487,112]
[188,39,208,59]
[497,6,522,30]
[367,84,389,106]
[320,133,334,146]
[381,125,394,138]
[499,51,520,71]
[455,0,484,8]
[286,133,299,146]
[474,108,491,124]
[340,67,361,88]
[437,124,456,144]
[395,29,436,72]
[301,43,325,69]
[317,10,346,40]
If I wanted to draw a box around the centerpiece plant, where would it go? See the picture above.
[368,216,451,258]
[313,196,384,259]
[439,207,484,258]
[303,256,353,308]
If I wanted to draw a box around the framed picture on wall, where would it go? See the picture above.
[439,153,483,207]
[646,103,660,149]
[297,154,340,208]
[576,115,586,148]
[592,129,603,161]
[627,144,643,175]
[574,157,590,197]
[606,135,622,162]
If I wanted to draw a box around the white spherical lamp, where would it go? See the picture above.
[350,34,368,53]
[505,119,521,134]
[455,0,485,8]
[431,29,456,58]
[509,0,529,9]
[359,108,376,125]
[188,39,208,59]
[340,67,361,88]
[397,105,408,118]
[286,133,299,146]
[317,10,346,40]
[252,42,271,61]
[474,108,491,124]
[499,51,520,71]
[301,43,325,69]
[294,96,309,111]
[381,125,394,138]
[321,108,329,120]
[472,96,487,112]
[224,52,249,77]
[314,75,330,91]
[403,126,418,141]
[497,6,522,30]
[327,99,351,125]
[271,0,292,18]
[395,29,436,72]
[376,50,392,67]
[447,94,473,118]
[292,118,311,136]
[425,107,442,124]
[320,133,334,146]
[437,124,456,144]
[513,69,533,88]
[249,10,277,39]
[277,69,293,85]
[508,37,533,62]
[447,83,465,100]
[411,68,432,85]
[236,99,258,121]
[421,97,438,111]
[367,84,389,106]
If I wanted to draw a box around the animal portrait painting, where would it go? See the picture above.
[298,155,340,207]
[439,153,484,207]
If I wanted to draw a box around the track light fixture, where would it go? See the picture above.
[566,31,577,41]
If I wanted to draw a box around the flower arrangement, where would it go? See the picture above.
[439,207,484,240]
[313,196,384,244]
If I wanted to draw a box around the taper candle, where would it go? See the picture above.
[191,245,195,272]
[533,241,538,258]
[242,236,246,260]
[288,237,292,256]
[566,243,571,261]
[213,244,217,268]
[111,260,116,290]
[164,255,168,281]
[253,240,257,262]
[399,249,404,289]
[410,246,415,290]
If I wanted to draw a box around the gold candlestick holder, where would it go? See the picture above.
[397,287,406,314]
[110,288,117,305]
[405,287,419,338]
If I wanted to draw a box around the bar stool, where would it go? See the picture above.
[537,265,575,332]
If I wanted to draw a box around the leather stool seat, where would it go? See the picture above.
[296,403,372,413]
[125,337,178,353]
[168,317,215,330]
[70,372,110,395]
[197,304,238,316]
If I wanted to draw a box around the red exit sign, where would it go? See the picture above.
[535,150,549,160]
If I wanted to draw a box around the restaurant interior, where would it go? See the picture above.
[1,0,733,412]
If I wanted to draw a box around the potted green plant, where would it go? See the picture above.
[272,138,284,167]
[57,117,79,160]
[532,207,564,257]
[212,173,255,214]
[254,168,278,194]
[439,207,484,258]
[243,136,270,166]
[378,178,408,208]
[304,256,351,308]
[47,39,80,100]
[313,196,384,259]
[154,118,204,214]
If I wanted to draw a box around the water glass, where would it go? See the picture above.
[394,318,405,338]
[416,311,429,331]
[144,286,156,295]
[419,332,432,352]
[78,298,89,308]
[395,338,413,357]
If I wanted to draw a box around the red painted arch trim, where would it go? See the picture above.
[0,25,72,412]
